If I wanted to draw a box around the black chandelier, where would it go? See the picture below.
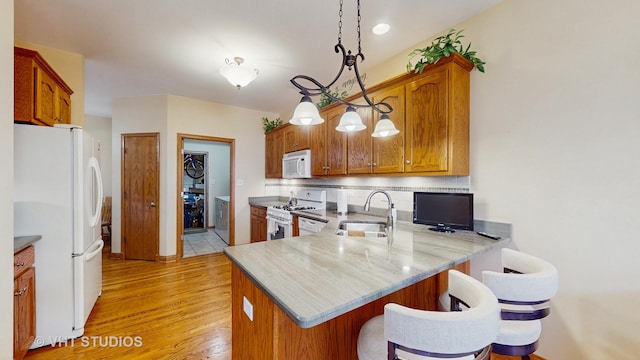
[289,0,399,137]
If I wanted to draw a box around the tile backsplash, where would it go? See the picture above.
[266,176,471,215]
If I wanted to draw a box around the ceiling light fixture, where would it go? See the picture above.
[289,0,398,137]
[220,57,258,88]
[372,23,390,35]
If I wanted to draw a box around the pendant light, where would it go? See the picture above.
[335,106,366,131]
[289,95,324,125]
[371,114,400,137]
[289,0,398,137]
[220,57,258,88]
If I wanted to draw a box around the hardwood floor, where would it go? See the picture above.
[23,249,545,360]
[25,251,231,360]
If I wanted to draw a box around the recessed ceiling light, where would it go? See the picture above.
[372,23,390,35]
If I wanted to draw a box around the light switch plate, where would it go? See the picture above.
[243,296,253,321]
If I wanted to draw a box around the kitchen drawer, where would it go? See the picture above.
[251,206,266,217]
[14,245,35,278]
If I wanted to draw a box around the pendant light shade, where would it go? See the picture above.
[289,96,324,125]
[371,115,399,137]
[220,57,258,88]
[335,106,366,132]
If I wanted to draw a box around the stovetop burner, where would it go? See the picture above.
[272,204,317,212]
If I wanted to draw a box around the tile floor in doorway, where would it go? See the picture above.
[183,229,228,257]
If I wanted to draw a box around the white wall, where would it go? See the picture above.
[84,115,113,196]
[112,94,277,256]
[0,0,14,357]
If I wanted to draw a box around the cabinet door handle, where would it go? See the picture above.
[406,160,411,164]
[14,287,27,296]
[367,163,371,167]
[149,201,157,207]
[15,262,25,267]
[372,163,377,167]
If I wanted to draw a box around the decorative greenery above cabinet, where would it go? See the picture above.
[265,53,472,178]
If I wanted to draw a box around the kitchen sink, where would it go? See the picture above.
[336,220,388,237]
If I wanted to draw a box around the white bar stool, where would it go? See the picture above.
[482,248,558,360]
[357,270,501,360]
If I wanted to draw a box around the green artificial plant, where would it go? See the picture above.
[317,88,348,109]
[407,29,485,73]
[262,117,282,133]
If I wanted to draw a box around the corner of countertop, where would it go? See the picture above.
[14,235,42,253]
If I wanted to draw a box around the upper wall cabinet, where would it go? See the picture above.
[14,47,74,126]
[313,105,347,176]
[404,55,471,175]
[264,53,473,178]
[265,127,285,179]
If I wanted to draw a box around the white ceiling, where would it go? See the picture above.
[14,0,501,118]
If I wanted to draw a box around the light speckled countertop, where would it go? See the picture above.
[227,203,510,328]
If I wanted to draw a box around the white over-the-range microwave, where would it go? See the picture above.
[282,149,312,178]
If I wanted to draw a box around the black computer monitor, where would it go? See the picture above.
[413,192,474,233]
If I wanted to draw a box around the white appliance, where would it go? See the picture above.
[214,195,230,244]
[13,124,104,347]
[266,189,326,240]
[282,149,312,179]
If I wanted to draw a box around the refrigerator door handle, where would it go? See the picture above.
[85,238,104,261]
[88,156,104,227]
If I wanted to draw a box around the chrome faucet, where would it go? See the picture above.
[363,190,396,229]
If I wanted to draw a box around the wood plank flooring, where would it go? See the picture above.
[25,251,231,360]
[24,249,545,360]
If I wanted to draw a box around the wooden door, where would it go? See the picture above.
[372,85,405,173]
[325,106,348,175]
[347,97,374,174]
[122,133,160,261]
[405,68,448,173]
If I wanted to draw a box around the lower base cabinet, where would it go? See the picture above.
[14,245,36,360]
[250,206,267,242]
[230,261,469,359]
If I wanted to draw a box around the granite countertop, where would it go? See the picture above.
[14,235,42,253]
[225,207,510,328]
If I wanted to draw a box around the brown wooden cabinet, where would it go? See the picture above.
[347,88,405,175]
[283,124,311,153]
[250,205,267,242]
[405,56,471,175]
[14,47,73,126]
[14,245,36,360]
[311,106,348,176]
[265,129,285,178]
[264,53,472,178]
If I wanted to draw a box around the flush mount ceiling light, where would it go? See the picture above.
[289,0,398,137]
[372,23,390,35]
[219,57,258,88]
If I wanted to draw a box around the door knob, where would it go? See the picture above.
[149,201,156,207]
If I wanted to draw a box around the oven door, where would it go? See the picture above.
[267,217,292,240]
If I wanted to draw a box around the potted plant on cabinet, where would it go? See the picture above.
[262,117,282,133]
[407,28,485,73]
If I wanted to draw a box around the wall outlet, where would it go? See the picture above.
[243,296,253,321]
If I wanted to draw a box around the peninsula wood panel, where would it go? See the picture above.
[231,261,470,360]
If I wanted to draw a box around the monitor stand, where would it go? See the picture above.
[429,225,455,233]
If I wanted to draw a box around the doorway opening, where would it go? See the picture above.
[177,134,235,260]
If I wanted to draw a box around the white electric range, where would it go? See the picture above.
[266,189,326,240]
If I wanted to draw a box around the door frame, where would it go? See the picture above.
[177,133,235,260]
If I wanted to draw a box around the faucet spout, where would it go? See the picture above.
[363,190,395,229]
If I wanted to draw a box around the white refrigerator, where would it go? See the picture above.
[13,124,104,347]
